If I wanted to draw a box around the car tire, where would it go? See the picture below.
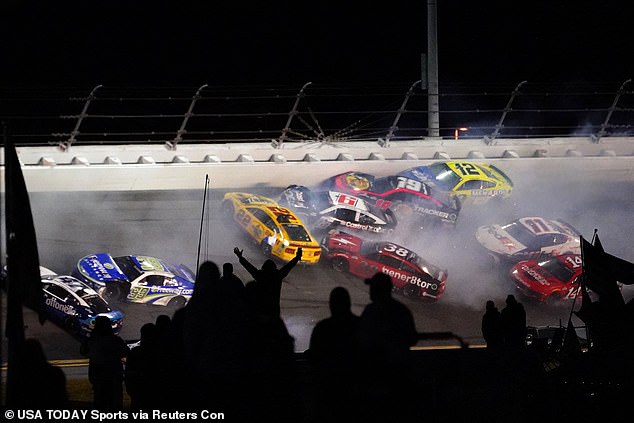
[168,296,187,309]
[545,294,560,305]
[65,317,80,335]
[100,284,122,303]
[331,257,349,273]
[403,284,419,298]
[261,240,272,257]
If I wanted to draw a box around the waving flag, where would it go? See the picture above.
[580,232,627,306]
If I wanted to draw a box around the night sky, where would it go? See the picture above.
[2,1,632,87]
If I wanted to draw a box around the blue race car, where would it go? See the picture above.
[72,253,196,307]
[40,267,125,337]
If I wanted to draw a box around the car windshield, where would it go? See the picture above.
[410,254,441,278]
[360,241,381,257]
[283,224,312,242]
[113,256,143,280]
[162,262,195,282]
[488,164,514,187]
[429,162,461,189]
[370,176,396,194]
[539,259,575,282]
[502,221,536,246]
[83,295,112,314]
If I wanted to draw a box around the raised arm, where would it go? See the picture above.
[234,247,259,279]
[278,247,302,278]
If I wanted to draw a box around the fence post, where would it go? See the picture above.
[594,78,632,143]
[59,84,102,151]
[484,80,527,144]
[381,80,422,147]
[274,81,312,148]
[167,84,208,150]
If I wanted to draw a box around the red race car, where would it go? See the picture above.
[321,230,447,300]
[322,171,460,228]
[510,254,583,304]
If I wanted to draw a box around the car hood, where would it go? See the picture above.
[512,262,559,290]
[325,231,362,253]
[475,225,526,255]
[77,253,129,284]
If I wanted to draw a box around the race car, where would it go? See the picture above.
[72,253,196,307]
[277,185,397,235]
[398,161,513,205]
[221,192,322,264]
[475,216,581,264]
[322,171,460,228]
[510,254,583,304]
[40,267,125,337]
[321,230,447,300]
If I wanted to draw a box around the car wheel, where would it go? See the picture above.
[261,240,273,257]
[65,317,80,335]
[331,257,349,273]
[100,284,122,302]
[168,296,187,309]
[403,284,419,297]
[545,294,560,305]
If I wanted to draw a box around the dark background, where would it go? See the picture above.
[1,2,632,144]
[1,1,632,87]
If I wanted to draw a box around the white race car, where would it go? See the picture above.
[475,216,581,263]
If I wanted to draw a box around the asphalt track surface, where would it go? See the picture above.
[4,162,634,362]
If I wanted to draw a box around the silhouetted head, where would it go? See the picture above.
[92,315,114,336]
[486,300,496,311]
[196,261,220,284]
[506,294,517,306]
[140,322,157,345]
[24,338,48,366]
[155,314,171,332]
[223,262,234,275]
[329,286,352,317]
[365,272,393,302]
[262,259,277,272]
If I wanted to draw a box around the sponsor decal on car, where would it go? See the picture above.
[46,297,75,315]
[412,205,452,220]
[520,264,549,285]
[338,220,384,233]
[381,267,438,291]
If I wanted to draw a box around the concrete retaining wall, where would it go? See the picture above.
[2,137,634,192]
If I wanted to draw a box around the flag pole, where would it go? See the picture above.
[195,174,210,278]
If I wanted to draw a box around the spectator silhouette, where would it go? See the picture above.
[80,315,130,411]
[482,299,504,353]
[13,338,68,409]
[241,278,300,422]
[357,272,418,420]
[125,322,158,411]
[501,294,527,352]
[182,260,221,408]
[307,286,361,422]
[234,246,302,318]
[219,262,245,298]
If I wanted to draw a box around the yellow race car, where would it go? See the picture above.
[221,192,322,264]
[399,161,513,205]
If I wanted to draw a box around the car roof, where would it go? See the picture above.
[516,217,576,236]
[44,276,100,305]
[227,192,278,206]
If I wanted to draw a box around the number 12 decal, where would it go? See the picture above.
[455,163,480,176]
